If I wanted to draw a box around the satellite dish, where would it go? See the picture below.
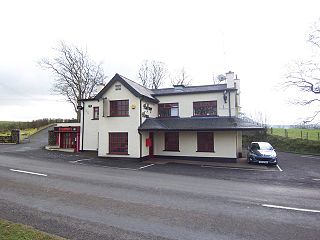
[217,74,226,82]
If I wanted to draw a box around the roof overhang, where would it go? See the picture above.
[138,117,264,132]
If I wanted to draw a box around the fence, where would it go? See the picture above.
[268,128,320,141]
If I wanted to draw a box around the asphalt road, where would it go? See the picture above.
[0,129,319,240]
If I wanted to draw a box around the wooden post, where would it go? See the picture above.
[270,128,273,134]
[301,131,303,139]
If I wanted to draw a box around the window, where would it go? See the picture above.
[197,132,214,152]
[109,132,128,154]
[158,103,179,117]
[93,107,99,119]
[164,132,179,151]
[110,100,129,116]
[193,101,217,116]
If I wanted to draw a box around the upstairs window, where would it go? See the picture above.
[197,132,214,152]
[93,107,99,120]
[164,132,179,151]
[158,103,179,118]
[193,101,217,117]
[110,100,129,116]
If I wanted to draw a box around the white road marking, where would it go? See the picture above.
[300,155,320,159]
[262,204,320,213]
[276,164,283,172]
[9,169,47,177]
[70,158,92,163]
[139,164,155,170]
[78,163,138,170]
[312,178,320,181]
[201,165,277,172]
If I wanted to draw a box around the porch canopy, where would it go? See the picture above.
[138,117,264,131]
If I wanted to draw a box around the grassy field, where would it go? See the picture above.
[0,128,38,140]
[0,219,65,240]
[268,128,320,141]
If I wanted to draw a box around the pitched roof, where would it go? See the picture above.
[95,74,158,103]
[93,73,235,102]
[151,84,235,96]
[138,117,264,131]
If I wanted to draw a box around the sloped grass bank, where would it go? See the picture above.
[243,133,320,155]
[0,219,65,240]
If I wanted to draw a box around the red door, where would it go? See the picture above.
[149,132,154,157]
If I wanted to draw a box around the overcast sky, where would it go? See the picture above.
[1,0,320,124]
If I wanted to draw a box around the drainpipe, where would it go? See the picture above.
[228,91,231,117]
[138,98,142,159]
[81,101,85,152]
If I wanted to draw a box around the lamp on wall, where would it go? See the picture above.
[223,90,228,103]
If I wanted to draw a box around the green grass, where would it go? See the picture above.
[0,128,37,140]
[268,128,320,141]
[0,219,65,240]
[243,132,320,155]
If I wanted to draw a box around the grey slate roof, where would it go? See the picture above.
[151,84,235,96]
[95,74,158,103]
[93,74,233,102]
[138,117,264,131]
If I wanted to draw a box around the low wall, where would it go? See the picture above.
[0,136,13,143]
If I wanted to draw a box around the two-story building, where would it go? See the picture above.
[75,71,262,162]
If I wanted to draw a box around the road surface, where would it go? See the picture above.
[0,129,319,239]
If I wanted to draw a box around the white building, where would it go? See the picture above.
[79,72,262,162]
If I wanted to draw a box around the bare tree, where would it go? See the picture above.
[138,60,167,89]
[170,67,192,86]
[284,19,320,124]
[39,41,106,121]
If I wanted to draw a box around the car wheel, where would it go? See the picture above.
[247,158,252,164]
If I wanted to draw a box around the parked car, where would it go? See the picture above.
[247,142,278,165]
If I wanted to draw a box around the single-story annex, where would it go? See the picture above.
[55,71,262,162]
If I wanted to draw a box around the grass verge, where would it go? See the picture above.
[0,219,65,240]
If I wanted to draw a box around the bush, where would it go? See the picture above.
[243,132,320,155]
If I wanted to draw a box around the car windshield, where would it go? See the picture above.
[254,143,273,150]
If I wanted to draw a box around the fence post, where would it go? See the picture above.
[270,127,273,134]
[301,131,303,139]
[318,132,320,141]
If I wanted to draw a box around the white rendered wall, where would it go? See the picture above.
[153,131,237,159]
[80,100,99,151]
[98,81,141,158]
[155,91,237,118]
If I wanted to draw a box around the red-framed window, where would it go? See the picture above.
[193,101,217,116]
[197,132,214,152]
[158,103,179,118]
[164,132,179,151]
[110,100,129,117]
[93,107,99,119]
[109,132,128,154]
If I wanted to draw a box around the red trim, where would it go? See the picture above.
[110,100,129,117]
[164,132,179,151]
[193,101,217,117]
[93,107,99,119]
[158,103,179,118]
[197,132,214,152]
[109,132,128,154]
